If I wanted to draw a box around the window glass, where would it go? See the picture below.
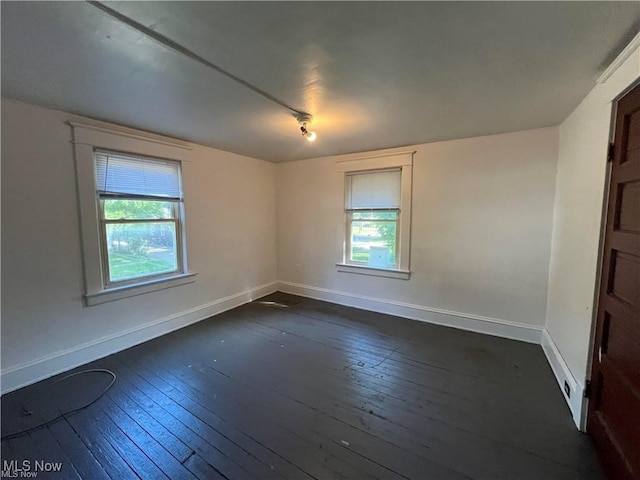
[103,199,174,220]
[349,211,397,267]
[105,222,178,282]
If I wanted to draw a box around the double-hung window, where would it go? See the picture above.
[95,150,185,286]
[346,169,401,268]
[337,152,413,280]
[71,121,195,306]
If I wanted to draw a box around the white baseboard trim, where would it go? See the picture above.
[0,281,278,395]
[277,281,543,344]
[541,328,584,429]
[2,280,582,434]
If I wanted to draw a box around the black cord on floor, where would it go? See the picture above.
[1,368,117,441]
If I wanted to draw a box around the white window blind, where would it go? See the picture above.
[346,169,401,210]
[95,150,182,200]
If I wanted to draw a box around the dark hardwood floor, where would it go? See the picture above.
[1,292,605,479]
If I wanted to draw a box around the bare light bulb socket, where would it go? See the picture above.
[300,122,317,142]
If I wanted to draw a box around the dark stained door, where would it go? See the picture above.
[588,82,640,480]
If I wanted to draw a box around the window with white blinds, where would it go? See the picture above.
[72,122,195,306]
[338,153,413,279]
[93,150,186,287]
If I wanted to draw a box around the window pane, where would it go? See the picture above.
[103,199,174,220]
[350,214,397,267]
[105,222,178,282]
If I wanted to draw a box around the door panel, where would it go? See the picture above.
[608,250,640,306]
[618,181,640,231]
[588,83,640,480]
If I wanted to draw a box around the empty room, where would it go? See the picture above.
[1,1,639,479]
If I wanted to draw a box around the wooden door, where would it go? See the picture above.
[588,82,640,480]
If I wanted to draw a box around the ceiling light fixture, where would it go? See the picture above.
[300,123,317,142]
[295,113,317,142]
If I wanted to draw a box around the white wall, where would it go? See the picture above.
[277,128,559,342]
[1,99,278,393]
[544,40,640,428]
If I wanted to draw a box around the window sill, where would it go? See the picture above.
[85,272,198,306]
[336,263,411,280]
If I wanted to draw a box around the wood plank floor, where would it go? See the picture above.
[1,292,605,479]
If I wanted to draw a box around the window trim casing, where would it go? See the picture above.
[71,122,196,306]
[336,151,414,280]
